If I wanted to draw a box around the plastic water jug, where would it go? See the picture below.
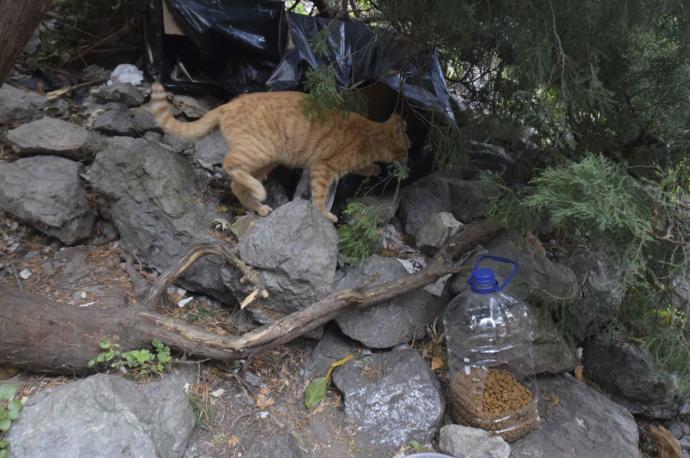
[443,254,539,442]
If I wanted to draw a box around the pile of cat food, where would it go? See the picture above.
[450,367,538,442]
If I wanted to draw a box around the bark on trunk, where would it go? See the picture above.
[0,0,51,84]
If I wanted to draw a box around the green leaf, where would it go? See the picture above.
[8,400,22,420]
[88,359,96,367]
[0,447,8,458]
[304,377,329,409]
[0,419,11,432]
[99,340,111,350]
[0,385,16,401]
[0,439,8,448]
[407,439,429,452]
[152,339,162,350]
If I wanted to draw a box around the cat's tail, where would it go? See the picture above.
[150,81,221,139]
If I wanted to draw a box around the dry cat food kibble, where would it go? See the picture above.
[450,367,538,442]
[480,369,534,415]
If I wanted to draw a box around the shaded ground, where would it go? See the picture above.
[0,215,424,458]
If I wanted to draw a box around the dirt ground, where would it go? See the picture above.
[0,214,426,458]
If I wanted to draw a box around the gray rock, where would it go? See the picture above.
[439,424,511,458]
[193,130,227,170]
[335,255,445,348]
[93,104,134,135]
[415,211,462,255]
[0,156,94,244]
[243,430,304,458]
[84,136,233,300]
[446,177,500,223]
[562,247,625,342]
[7,117,91,160]
[348,194,399,226]
[8,373,195,458]
[332,347,445,451]
[303,328,357,380]
[93,104,158,136]
[511,374,638,458]
[583,337,680,419]
[486,232,580,303]
[671,276,690,312]
[231,200,338,314]
[92,82,145,107]
[0,84,47,124]
[398,174,451,237]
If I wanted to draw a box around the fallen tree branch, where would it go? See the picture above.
[0,221,499,374]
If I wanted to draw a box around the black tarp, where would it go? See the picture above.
[145,1,454,120]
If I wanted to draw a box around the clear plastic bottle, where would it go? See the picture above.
[443,255,538,442]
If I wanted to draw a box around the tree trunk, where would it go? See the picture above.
[0,221,500,374]
[0,0,51,85]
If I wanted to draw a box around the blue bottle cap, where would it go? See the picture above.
[469,267,499,293]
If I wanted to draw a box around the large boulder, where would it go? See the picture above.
[84,136,232,299]
[6,117,92,161]
[562,247,626,342]
[583,337,680,419]
[335,255,446,348]
[415,211,462,255]
[332,347,445,452]
[446,177,500,223]
[0,84,47,124]
[511,374,639,458]
[398,174,451,238]
[230,200,338,314]
[8,372,195,458]
[0,156,94,244]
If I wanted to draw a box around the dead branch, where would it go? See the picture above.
[0,221,500,374]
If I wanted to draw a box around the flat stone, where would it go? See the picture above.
[583,337,680,419]
[0,156,94,244]
[439,424,511,458]
[332,347,445,452]
[511,374,639,458]
[9,372,195,458]
[7,117,91,160]
[335,255,445,348]
[0,84,47,124]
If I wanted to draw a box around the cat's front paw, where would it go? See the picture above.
[323,211,338,223]
[257,205,273,217]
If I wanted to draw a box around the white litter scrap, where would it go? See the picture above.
[177,296,194,308]
[19,268,32,280]
[108,64,144,86]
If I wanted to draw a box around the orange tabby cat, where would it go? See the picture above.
[150,82,410,222]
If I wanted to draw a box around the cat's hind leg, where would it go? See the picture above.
[310,163,338,223]
[231,180,272,216]
[223,156,271,216]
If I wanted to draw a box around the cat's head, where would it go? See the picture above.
[385,113,411,161]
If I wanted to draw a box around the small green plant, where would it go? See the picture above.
[88,339,172,378]
[0,384,22,458]
[337,203,381,263]
[304,354,353,409]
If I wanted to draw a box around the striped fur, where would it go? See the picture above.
[149,81,410,222]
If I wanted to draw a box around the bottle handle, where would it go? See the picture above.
[473,254,520,292]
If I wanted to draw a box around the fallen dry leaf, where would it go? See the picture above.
[255,394,275,409]
[575,365,585,382]
[227,435,240,448]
